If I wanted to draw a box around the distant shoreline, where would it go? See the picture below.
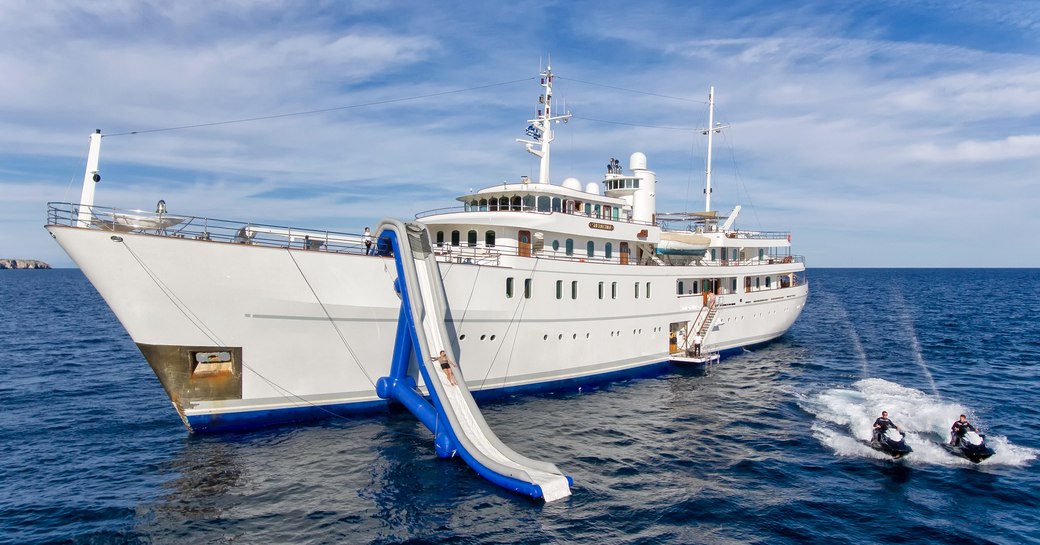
[0,259,51,270]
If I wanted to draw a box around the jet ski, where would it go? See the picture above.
[942,430,995,463]
[866,428,913,459]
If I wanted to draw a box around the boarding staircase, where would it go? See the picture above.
[693,297,720,339]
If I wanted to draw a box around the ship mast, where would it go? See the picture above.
[702,86,725,213]
[517,65,571,184]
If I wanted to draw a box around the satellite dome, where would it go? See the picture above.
[562,177,582,191]
[630,152,647,171]
[585,182,601,195]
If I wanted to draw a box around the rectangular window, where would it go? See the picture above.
[524,278,532,299]
[646,282,651,299]
[571,280,578,299]
[635,282,640,299]
[506,277,514,298]
[611,282,617,299]
[598,281,604,299]
[556,280,563,299]
[677,280,684,295]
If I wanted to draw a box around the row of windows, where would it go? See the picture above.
[436,230,630,259]
[464,196,623,221]
[506,278,652,300]
[604,177,640,190]
[676,275,785,295]
[437,230,496,247]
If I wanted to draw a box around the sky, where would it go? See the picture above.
[2,0,1039,268]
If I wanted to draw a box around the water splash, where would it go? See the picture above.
[818,291,869,378]
[889,288,939,396]
[800,378,1037,467]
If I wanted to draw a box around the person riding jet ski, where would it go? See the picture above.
[868,410,913,458]
[950,414,975,445]
[873,411,900,441]
[945,414,995,463]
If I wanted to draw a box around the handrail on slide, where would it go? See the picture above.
[373,219,572,502]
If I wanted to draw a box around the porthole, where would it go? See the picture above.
[543,334,548,340]
[459,334,466,341]
[480,334,486,341]
[572,333,577,339]
[558,334,563,340]
[490,335,496,341]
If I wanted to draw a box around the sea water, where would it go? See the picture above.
[1,268,1037,544]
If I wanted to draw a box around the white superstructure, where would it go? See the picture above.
[46,67,807,433]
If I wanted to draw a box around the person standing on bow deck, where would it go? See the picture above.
[363,227,373,255]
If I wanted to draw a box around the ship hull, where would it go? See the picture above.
[49,225,807,432]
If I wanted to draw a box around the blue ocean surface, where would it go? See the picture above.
[1,268,1038,544]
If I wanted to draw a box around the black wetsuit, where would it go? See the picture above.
[951,421,975,444]
[873,417,897,441]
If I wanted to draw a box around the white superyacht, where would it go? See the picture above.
[47,67,808,434]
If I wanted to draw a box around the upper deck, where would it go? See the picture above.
[47,202,804,270]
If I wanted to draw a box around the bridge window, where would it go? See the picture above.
[511,196,522,210]
[523,195,535,210]
[587,241,595,258]
[489,197,499,211]
[479,198,488,211]
[485,230,495,247]
[524,278,532,298]
[605,242,612,260]
[556,280,563,299]
[451,230,460,246]
[537,195,550,212]
[467,230,477,247]
[565,239,574,256]
[552,198,561,212]
[506,277,514,298]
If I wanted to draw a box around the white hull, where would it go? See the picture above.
[50,224,806,431]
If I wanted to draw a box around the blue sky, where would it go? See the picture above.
[3,0,1039,267]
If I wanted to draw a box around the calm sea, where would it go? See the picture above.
[1,268,1037,544]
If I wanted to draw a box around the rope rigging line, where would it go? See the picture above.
[103,77,537,137]
[570,115,700,131]
[286,248,377,388]
[121,238,358,420]
[556,76,708,104]
[120,240,226,347]
[481,257,541,389]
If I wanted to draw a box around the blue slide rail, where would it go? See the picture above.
[372,220,571,501]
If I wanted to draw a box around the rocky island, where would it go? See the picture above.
[0,259,52,269]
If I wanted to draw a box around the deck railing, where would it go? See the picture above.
[47,202,370,255]
[47,202,805,269]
